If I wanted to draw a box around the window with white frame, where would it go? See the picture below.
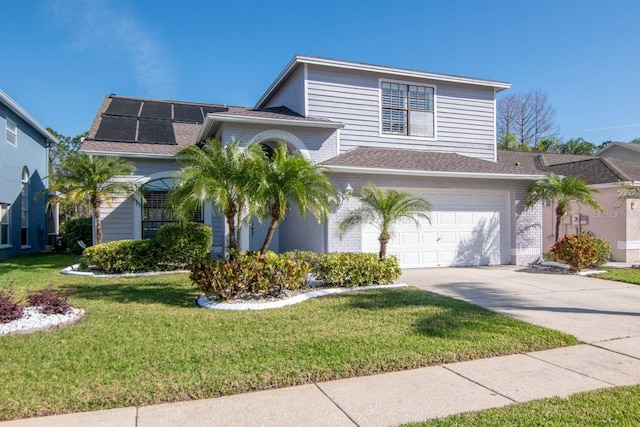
[6,117,17,146]
[21,167,28,247]
[0,203,9,246]
[381,81,435,138]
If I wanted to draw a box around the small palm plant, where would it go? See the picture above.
[255,143,336,254]
[339,184,432,259]
[527,173,602,242]
[48,152,137,245]
[171,138,264,252]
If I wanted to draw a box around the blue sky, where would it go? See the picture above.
[4,0,640,144]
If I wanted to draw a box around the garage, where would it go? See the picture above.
[362,191,511,268]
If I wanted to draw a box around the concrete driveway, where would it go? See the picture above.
[401,266,640,344]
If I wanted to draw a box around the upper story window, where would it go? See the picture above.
[6,117,17,146]
[381,81,435,138]
[0,203,9,246]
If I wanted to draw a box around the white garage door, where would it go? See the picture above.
[362,192,510,268]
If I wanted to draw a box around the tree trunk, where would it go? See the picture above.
[555,206,563,242]
[378,230,390,259]
[260,204,280,254]
[93,200,102,245]
[225,204,238,253]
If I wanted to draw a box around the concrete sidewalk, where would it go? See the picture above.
[2,338,639,427]
[4,267,640,426]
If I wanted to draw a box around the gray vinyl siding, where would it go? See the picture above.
[131,158,180,177]
[101,196,135,242]
[264,65,306,116]
[219,123,338,164]
[306,65,497,161]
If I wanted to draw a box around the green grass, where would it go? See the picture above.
[407,385,640,426]
[0,253,578,421]
[595,267,640,285]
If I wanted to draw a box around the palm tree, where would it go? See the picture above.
[339,184,432,259]
[171,138,264,252]
[527,173,602,242]
[48,152,137,245]
[255,143,336,254]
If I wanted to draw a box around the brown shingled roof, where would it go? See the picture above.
[496,150,640,184]
[322,147,542,176]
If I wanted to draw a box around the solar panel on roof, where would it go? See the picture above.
[202,105,229,115]
[140,101,172,119]
[137,119,176,145]
[94,116,137,142]
[105,98,142,116]
[173,104,204,122]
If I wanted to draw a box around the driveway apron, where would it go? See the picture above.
[401,266,640,343]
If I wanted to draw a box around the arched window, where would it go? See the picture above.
[21,167,29,247]
[141,178,203,239]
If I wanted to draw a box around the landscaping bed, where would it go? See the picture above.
[0,253,578,421]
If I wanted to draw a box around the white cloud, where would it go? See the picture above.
[585,123,640,132]
[49,0,177,96]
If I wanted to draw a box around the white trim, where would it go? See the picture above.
[255,55,511,108]
[21,245,31,250]
[6,117,17,147]
[493,88,497,162]
[0,89,58,144]
[0,244,12,250]
[591,181,640,189]
[327,165,544,180]
[80,150,175,160]
[197,114,344,143]
[247,129,311,160]
[336,127,341,156]
[617,240,640,250]
[378,77,437,141]
[597,142,640,155]
[303,63,309,117]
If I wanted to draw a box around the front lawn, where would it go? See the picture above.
[595,267,640,285]
[0,254,578,421]
[408,384,640,426]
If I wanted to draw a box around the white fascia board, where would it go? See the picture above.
[255,55,511,108]
[591,181,640,189]
[596,142,640,155]
[80,149,175,160]
[326,165,543,180]
[0,89,59,144]
[197,113,344,142]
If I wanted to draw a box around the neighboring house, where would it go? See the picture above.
[497,150,640,262]
[597,142,640,164]
[81,55,547,268]
[0,89,58,258]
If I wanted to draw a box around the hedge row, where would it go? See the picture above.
[191,251,401,301]
[80,222,212,274]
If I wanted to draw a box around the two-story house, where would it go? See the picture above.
[81,55,545,268]
[0,89,58,258]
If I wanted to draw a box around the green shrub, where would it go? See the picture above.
[284,250,322,270]
[314,252,401,287]
[189,251,312,301]
[155,222,213,266]
[80,239,162,274]
[551,232,611,270]
[62,218,92,254]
